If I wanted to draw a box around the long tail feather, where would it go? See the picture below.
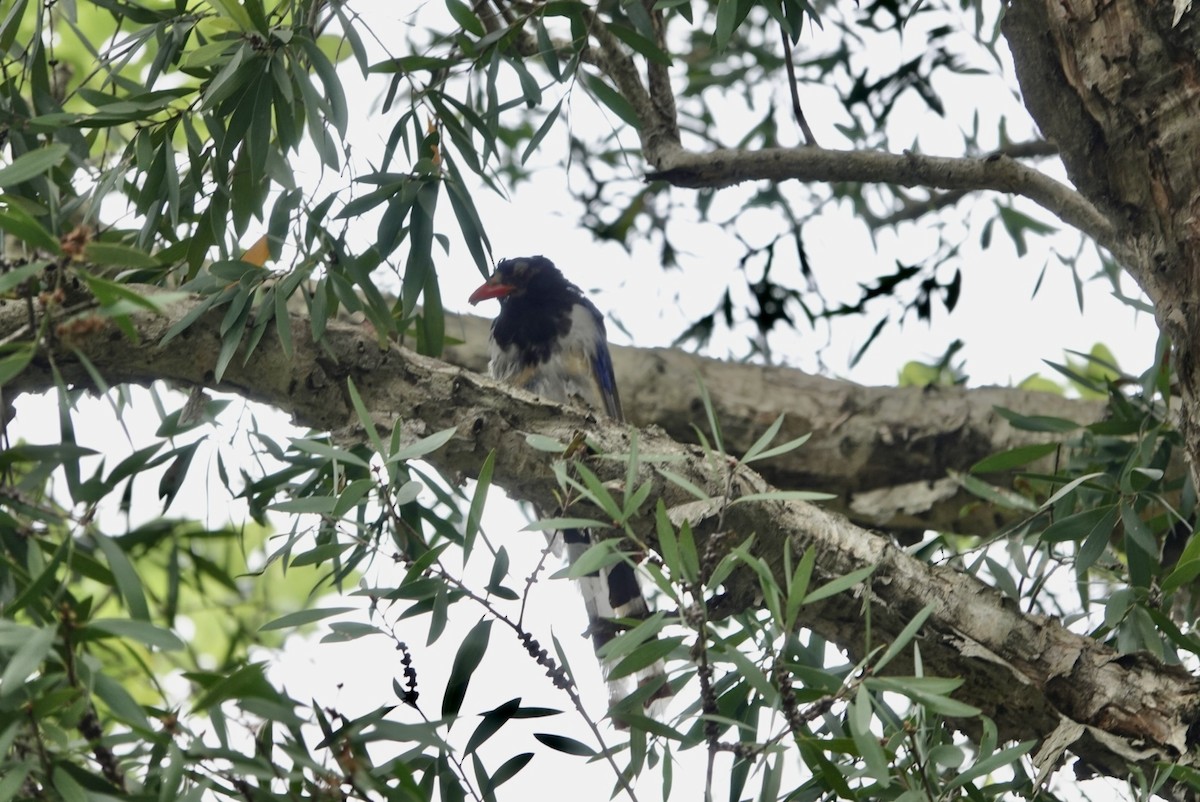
[560,528,673,715]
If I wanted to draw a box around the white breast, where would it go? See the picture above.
[489,304,605,410]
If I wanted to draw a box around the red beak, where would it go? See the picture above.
[468,276,514,305]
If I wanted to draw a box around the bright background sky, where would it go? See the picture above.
[8,1,1160,799]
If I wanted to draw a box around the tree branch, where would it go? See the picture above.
[440,311,1107,539]
[645,146,1129,265]
[5,292,1198,791]
[577,6,679,158]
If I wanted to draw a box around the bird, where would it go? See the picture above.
[469,255,671,713]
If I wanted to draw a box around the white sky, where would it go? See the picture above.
[6,1,1160,799]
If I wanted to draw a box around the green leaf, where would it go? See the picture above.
[873,604,933,672]
[849,685,890,785]
[970,442,1059,473]
[597,612,668,661]
[346,377,388,457]
[389,426,459,462]
[563,540,625,579]
[523,517,609,532]
[741,414,784,462]
[189,663,274,712]
[1039,471,1109,510]
[996,204,1055,258]
[655,501,684,579]
[445,163,492,276]
[1104,587,1134,629]
[677,520,701,584]
[464,450,495,559]
[259,607,356,632]
[803,565,874,605]
[88,619,185,651]
[608,636,680,681]
[713,637,774,699]
[93,672,152,731]
[521,101,562,165]
[993,406,1080,433]
[93,532,150,620]
[84,241,160,268]
[1041,505,1114,544]
[608,22,672,66]
[0,204,60,252]
[446,0,486,35]
[465,698,521,754]
[568,462,622,521]
[0,144,70,187]
[731,490,835,505]
[0,343,34,384]
[525,433,566,452]
[299,35,348,136]
[743,433,812,465]
[580,72,640,128]
[695,373,724,453]
[1121,503,1159,559]
[486,546,515,599]
[483,752,534,796]
[0,625,55,697]
[269,496,337,514]
[533,732,594,756]
[324,622,381,642]
[53,768,87,802]
[288,437,371,468]
[784,546,815,629]
[401,181,439,322]
[443,619,492,719]
[78,272,181,314]
[0,0,30,55]
[1076,504,1120,573]
[713,0,739,51]
[656,468,710,501]
[1164,558,1200,596]
[945,740,1037,791]
[952,471,1039,512]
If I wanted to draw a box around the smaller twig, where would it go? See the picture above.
[518,538,557,628]
[779,28,817,147]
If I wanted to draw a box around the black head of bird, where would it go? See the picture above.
[468,256,588,368]
[467,256,575,307]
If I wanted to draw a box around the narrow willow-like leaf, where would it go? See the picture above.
[464,450,495,559]
[443,620,493,719]
[0,143,69,187]
[803,565,874,605]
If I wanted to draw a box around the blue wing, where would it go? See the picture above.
[581,301,623,422]
[589,341,623,422]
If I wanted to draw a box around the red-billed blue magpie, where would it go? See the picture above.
[470,256,671,711]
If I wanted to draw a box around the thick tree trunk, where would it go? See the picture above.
[1004,0,1200,488]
